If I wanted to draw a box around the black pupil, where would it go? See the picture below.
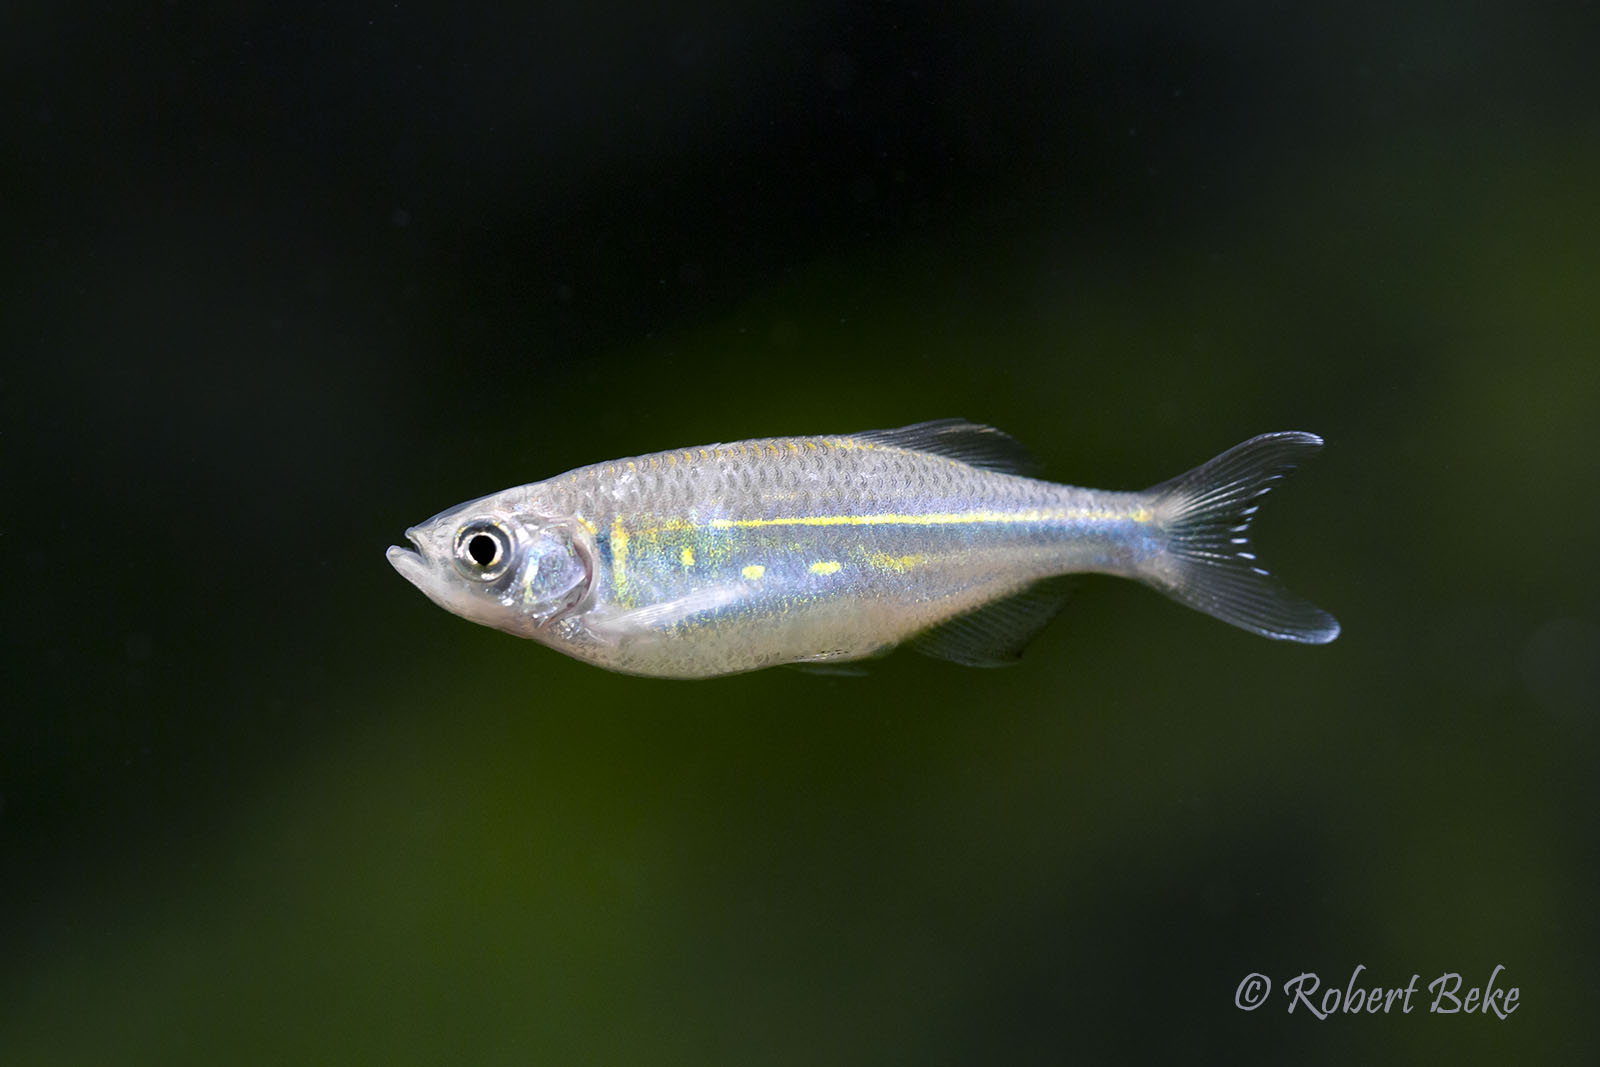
[467,533,499,567]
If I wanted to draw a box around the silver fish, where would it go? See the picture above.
[387,420,1339,679]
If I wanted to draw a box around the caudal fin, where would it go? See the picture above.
[1143,432,1340,644]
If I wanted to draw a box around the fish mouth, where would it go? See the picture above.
[385,528,429,589]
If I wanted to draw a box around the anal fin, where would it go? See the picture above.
[911,580,1073,667]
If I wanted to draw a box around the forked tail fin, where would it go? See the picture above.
[1143,432,1340,644]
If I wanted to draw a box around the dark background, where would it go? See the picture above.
[5,3,1598,1062]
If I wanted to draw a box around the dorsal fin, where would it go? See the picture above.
[911,580,1073,667]
[850,419,1040,475]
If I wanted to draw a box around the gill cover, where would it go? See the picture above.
[516,523,592,623]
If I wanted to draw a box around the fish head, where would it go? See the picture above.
[387,497,594,639]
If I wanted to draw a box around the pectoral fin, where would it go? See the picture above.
[590,587,741,635]
[785,662,873,677]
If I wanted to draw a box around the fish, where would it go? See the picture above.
[386,420,1339,679]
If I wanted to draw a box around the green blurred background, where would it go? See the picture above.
[5,3,1597,1063]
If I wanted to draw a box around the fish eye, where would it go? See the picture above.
[452,519,514,581]
[466,534,498,566]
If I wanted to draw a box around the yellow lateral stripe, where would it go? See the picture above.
[680,546,695,567]
[589,506,1134,546]
[741,564,765,579]
[809,560,842,575]
[706,508,1125,529]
